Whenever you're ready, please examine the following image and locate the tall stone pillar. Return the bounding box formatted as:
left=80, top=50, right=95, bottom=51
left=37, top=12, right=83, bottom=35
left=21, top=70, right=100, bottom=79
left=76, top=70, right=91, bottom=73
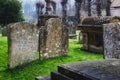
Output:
left=61, top=0, right=68, bottom=25
left=51, top=1, right=56, bottom=14
left=75, top=0, right=83, bottom=24
left=45, top=0, right=53, bottom=15
left=96, top=0, right=102, bottom=16
left=36, top=2, right=44, bottom=26
left=88, top=0, right=91, bottom=16
left=106, top=0, right=111, bottom=16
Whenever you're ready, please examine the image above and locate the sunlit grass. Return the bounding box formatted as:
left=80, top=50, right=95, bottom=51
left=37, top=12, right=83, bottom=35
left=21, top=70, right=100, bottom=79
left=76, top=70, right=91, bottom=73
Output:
left=0, top=32, right=103, bottom=80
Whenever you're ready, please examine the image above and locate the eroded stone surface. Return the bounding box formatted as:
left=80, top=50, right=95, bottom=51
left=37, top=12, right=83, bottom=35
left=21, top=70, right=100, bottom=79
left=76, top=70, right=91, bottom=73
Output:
left=58, top=59, right=120, bottom=80
left=8, top=22, right=39, bottom=69
left=39, top=18, right=68, bottom=60
left=103, top=22, right=120, bottom=59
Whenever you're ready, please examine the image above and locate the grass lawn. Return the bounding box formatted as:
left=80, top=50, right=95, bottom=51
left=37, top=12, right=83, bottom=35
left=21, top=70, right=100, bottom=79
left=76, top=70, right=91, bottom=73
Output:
left=0, top=32, right=103, bottom=80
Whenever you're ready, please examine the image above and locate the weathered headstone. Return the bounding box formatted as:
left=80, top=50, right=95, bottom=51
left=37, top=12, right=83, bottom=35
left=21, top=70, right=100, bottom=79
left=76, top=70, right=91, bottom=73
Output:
left=39, top=18, right=68, bottom=60
left=8, top=22, right=39, bottom=69
left=103, top=22, right=120, bottom=59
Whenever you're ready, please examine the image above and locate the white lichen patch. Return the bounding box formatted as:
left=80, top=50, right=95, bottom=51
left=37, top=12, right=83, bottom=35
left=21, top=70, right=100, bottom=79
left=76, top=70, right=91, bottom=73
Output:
left=22, top=29, right=25, bottom=33
left=44, top=53, right=48, bottom=57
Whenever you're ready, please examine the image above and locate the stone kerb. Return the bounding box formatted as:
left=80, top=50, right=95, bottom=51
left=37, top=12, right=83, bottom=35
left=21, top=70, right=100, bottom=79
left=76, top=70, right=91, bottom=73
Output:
left=39, top=18, right=68, bottom=60
left=103, top=22, right=120, bottom=59
left=8, top=22, right=39, bottom=69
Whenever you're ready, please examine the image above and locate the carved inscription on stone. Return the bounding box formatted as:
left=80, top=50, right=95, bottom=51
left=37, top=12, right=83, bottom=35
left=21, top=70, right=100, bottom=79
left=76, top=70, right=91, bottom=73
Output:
left=39, top=18, right=68, bottom=60
left=8, top=22, right=39, bottom=69
left=103, top=22, right=120, bottom=59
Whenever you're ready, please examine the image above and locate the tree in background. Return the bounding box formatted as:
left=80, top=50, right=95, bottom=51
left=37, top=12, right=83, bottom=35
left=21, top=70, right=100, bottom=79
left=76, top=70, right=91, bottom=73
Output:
left=0, top=0, right=24, bottom=26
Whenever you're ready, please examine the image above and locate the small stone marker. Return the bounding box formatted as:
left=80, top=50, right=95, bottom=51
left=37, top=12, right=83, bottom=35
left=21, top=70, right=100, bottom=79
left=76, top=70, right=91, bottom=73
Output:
left=103, top=22, right=120, bottom=59
left=8, top=22, right=39, bottom=69
left=39, top=18, right=68, bottom=60
left=2, top=27, right=7, bottom=36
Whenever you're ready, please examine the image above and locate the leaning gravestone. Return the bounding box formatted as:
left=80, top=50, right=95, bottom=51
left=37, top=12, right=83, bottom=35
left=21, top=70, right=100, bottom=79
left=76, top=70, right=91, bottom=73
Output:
left=8, top=22, right=39, bottom=69
left=103, top=22, right=120, bottom=59
left=39, top=18, right=68, bottom=60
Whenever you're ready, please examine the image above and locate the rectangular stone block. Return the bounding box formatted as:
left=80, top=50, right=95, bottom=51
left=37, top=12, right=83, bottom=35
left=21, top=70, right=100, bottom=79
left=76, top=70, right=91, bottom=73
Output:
left=57, top=60, right=120, bottom=80
left=8, top=22, right=39, bottom=69
left=103, top=22, right=120, bottom=59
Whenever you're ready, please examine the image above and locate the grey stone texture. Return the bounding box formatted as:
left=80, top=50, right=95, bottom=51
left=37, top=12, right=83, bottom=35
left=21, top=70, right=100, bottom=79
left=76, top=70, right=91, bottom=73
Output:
left=51, top=59, right=120, bottom=80
left=8, top=22, right=39, bottom=69
left=35, top=76, right=50, bottom=80
left=103, top=22, right=120, bottom=59
left=39, top=18, right=68, bottom=60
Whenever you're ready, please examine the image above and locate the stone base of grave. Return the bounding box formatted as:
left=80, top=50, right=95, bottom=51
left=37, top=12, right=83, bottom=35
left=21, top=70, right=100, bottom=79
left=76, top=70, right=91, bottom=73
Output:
left=36, top=59, right=120, bottom=80
left=35, top=76, right=50, bottom=80
left=69, top=34, right=77, bottom=39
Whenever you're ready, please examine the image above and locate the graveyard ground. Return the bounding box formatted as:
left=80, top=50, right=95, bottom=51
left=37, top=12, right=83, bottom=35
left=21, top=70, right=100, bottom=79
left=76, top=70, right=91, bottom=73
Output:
left=0, top=31, right=103, bottom=80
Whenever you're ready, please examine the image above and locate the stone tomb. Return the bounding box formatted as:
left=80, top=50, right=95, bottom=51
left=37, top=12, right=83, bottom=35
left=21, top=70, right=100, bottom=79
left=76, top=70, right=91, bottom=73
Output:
left=39, top=18, right=68, bottom=60
left=36, top=59, right=120, bottom=80
left=51, top=59, right=120, bottom=80
left=78, top=16, right=120, bottom=53
left=103, top=22, right=120, bottom=59
left=8, top=22, right=39, bottom=69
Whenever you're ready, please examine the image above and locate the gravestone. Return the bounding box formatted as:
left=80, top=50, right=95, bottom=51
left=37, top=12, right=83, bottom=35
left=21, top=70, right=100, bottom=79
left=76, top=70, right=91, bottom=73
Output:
left=103, top=22, right=120, bottom=59
left=68, top=21, right=76, bottom=39
left=2, top=27, right=7, bottom=36
left=8, top=22, right=39, bottom=69
left=39, top=18, right=68, bottom=60
left=78, top=32, right=83, bottom=44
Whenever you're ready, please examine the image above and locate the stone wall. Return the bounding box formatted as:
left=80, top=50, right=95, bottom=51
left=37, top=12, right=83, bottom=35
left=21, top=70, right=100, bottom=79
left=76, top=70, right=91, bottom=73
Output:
left=103, top=22, right=120, bottom=59
left=8, top=22, right=39, bottom=69
left=39, top=18, right=68, bottom=60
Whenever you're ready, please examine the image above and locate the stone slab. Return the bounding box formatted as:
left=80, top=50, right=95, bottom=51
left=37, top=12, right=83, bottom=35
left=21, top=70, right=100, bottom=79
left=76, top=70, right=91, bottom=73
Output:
left=58, top=59, right=120, bottom=80
left=35, top=76, right=50, bottom=80
left=8, top=22, right=39, bottom=69
left=51, top=71, right=73, bottom=80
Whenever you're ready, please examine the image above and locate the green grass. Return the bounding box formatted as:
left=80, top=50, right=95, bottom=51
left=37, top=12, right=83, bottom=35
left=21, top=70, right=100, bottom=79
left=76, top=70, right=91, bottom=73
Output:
left=0, top=32, right=103, bottom=80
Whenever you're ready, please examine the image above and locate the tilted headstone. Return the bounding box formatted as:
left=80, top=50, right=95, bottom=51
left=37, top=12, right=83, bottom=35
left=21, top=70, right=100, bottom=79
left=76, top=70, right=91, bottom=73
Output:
left=103, top=22, right=120, bottom=59
left=8, top=22, right=39, bottom=69
left=39, top=18, right=68, bottom=60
